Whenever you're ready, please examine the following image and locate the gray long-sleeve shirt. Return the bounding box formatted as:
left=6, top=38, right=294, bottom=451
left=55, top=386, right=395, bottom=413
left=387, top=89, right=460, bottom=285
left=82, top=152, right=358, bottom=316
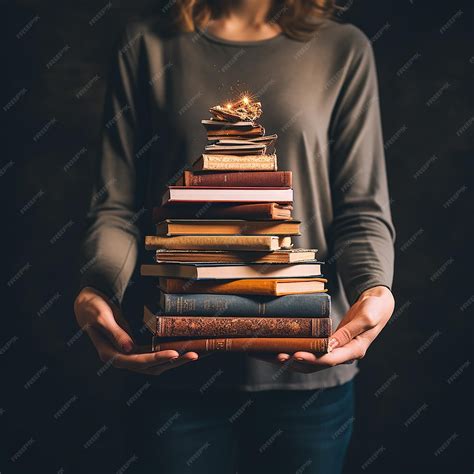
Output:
left=80, top=18, right=395, bottom=391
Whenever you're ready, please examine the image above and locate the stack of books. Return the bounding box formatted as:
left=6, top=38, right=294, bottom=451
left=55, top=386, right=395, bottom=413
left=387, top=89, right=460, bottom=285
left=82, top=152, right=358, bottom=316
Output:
left=141, top=96, right=332, bottom=354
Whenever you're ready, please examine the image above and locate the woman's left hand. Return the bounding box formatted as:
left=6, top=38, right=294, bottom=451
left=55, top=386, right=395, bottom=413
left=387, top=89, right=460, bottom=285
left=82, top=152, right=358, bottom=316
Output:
left=256, top=286, right=395, bottom=373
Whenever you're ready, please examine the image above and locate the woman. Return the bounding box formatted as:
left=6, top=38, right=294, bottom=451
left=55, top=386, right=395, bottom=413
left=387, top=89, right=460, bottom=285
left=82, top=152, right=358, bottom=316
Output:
left=74, top=1, right=395, bottom=472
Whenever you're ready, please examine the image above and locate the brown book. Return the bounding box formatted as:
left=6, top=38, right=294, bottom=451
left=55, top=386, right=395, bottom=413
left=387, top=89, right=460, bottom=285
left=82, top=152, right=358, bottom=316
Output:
left=201, top=119, right=259, bottom=130
left=209, top=106, right=259, bottom=122
left=145, top=235, right=292, bottom=251
left=204, top=144, right=266, bottom=155
left=159, top=277, right=327, bottom=296
left=193, top=154, right=277, bottom=171
left=152, top=337, right=330, bottom=354
left=140, top=262, right=321, bottom=279
left=143, top=313, right=332, bottom=339
left=176, top=171, right=292, bottom=187
left=207, top=130, right=264, bottom=139
left=155, top=219, right=300, bottom=236
left=154, top=249, right=317, bottom=264
left=152, top=203, right=293, bottom=221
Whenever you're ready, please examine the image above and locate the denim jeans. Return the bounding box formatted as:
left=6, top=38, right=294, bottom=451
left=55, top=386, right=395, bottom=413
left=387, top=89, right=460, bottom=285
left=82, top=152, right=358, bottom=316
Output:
left=131, top=380, right=354, bottom=474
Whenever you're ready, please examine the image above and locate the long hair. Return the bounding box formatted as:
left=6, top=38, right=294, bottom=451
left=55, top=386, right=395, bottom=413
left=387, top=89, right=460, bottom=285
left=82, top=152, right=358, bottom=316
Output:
left=158, top=0, right=338, bottom=41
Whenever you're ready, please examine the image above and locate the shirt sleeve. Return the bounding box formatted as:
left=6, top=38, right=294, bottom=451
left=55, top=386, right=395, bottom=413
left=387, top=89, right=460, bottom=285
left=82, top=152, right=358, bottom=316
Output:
left=79, top=27, right=144, bottom=304
left=328, top=35, right=395, bottom=305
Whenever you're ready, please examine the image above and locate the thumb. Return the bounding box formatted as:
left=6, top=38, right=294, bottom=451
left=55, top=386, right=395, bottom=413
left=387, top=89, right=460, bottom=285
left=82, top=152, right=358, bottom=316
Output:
left=330, top=315, right=369, bottom=350
left=96, top=311, right=135, bottom=354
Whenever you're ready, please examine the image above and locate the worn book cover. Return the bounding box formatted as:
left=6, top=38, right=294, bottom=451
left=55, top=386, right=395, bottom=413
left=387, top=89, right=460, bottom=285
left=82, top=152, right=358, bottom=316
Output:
left=158, top=277, right=327, bottom=296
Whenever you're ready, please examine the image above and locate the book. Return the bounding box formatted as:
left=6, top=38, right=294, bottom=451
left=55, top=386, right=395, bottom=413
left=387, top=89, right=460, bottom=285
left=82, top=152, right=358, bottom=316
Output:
left=141, top=262, right=322, bottom=279
left=154, top=249, right=317, bottom=263
left=152, top=203, right=293, bottom=221
left=145, top=235, right=292, bottom=251
left=210, top=134, right=277, bottom=146
left=201, top=119, right=256, bottom=129
left=204, top=144, right=266, bottom=155
left=207, top=128, right=264, bottom=139
left=245, top=134, right=278, bottom=145
left=192, top=154, right=277, bottom=171
left=209, top=103, right=262, bottom=122
left=158, top=277, right=327, bottom=296
left=162, top=187, right=292, bottom=205
left=158, top=293, right=331, bottom=317
left=152, top=337, right=330, bottom=354
left=155, top=219, right=301, bottom=236
left=175, top=171, right=292, bottom=187
left=143, top=312, right=332, bottom=339
left=202, top=119, right=264, bottom=136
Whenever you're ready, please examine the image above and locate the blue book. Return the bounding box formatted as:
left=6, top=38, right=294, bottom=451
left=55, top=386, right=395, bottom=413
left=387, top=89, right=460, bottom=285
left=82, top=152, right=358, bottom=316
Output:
left=159, top=293, right=330, bottom=318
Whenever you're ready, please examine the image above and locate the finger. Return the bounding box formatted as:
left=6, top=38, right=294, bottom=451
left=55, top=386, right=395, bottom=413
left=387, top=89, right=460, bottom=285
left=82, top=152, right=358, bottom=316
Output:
left=95, top=314, right=135, bottom=353
left=330, top=313, right=377, bottom=349
left=86, top=327, right=181, bottom=369
left=138, top=353, right=199, bottom=375
left=293, top=337, right=370, bottom=366
left=147, top=351, right=198, bottom=369
left=113, top=350, right=183, bottom=370
left=250, top=353, right=290, bottom=365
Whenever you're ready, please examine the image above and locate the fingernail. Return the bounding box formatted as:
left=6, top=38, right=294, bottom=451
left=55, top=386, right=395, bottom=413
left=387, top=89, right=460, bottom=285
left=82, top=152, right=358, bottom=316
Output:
left=279, top=355, right=290, bottom=362
left=122, top=342, right=133, bottom=353
left=295, top=357, right=305, bottom=361
left=329, top=338, right=339, bottom=351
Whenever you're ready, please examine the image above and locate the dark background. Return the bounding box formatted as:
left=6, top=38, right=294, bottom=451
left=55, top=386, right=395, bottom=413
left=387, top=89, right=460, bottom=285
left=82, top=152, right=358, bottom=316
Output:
left=2, top=1, right=472, bottom=473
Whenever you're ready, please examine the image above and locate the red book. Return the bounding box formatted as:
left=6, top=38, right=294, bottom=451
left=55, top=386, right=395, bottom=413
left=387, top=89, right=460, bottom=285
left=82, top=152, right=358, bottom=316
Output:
left=176, top=170, right=292, bottom=187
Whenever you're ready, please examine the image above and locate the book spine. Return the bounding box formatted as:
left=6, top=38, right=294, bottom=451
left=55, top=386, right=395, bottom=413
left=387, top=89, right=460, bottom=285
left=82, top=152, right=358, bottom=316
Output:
left=155, top=317, right=332, bottom=338
left=152, top=204, right=292, bottom=221
left=160, top=278, right=277, bottom=295
left=185, top=171, right=291, bottom=187
left=145, top=235, right=278, bottom=251
left=161, top=294, right=330, bottom=317
left=201, top=155, right=277, bottom=171
left=153, top=337, right=330, bottom=354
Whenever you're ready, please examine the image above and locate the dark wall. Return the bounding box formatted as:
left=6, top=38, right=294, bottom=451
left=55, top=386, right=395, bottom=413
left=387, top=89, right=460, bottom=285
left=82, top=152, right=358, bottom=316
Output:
left=3, top=1, right=472, bottom=473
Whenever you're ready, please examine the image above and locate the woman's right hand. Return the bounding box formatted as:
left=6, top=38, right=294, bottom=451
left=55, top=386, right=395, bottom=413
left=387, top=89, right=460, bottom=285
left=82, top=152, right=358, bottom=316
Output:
left=74, top=287, right=199, bottom=375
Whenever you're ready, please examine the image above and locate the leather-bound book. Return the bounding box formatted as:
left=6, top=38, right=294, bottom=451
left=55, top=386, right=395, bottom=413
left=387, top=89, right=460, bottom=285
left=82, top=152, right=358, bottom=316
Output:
left=152, top=337, right=330, bottom=354
left=145, top=235, right=292, bottom=251
left=158, top=293, right=331, bottom=317
left=152, top=203, right=293, bottom=221
left=175, top=170, right=292, bottom=187
left=155, top=219, right=300, bottom=236
left=143, top=314, right=332, bottom=339
left=158, top=277, right=327, bottom=296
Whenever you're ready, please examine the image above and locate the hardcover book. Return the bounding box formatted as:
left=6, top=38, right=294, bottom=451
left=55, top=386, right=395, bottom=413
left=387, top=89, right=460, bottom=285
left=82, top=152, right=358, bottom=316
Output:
left=145, top=235, right=292, bottom=251
left=143, top=310, right=332, bottom=338
left=204, top=144, right=266, bottom=155
left=175, top=170, right=292, bottom=187
left=154, top=248, right=317, bottom=263
left=141, top=261, right=322, bottom=279
left=155, top=219, right=301, bottom=236
left=158, top=292, right=331, bottom=317
left=162, top=186, right=292, bottom=205
left=152, top=203, right=293, bottom=221
left=152, top=337, right=330, bottom=354
left=192, top=154, right=277, bottom=171
left=158, top=277, right=327, bottom=296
